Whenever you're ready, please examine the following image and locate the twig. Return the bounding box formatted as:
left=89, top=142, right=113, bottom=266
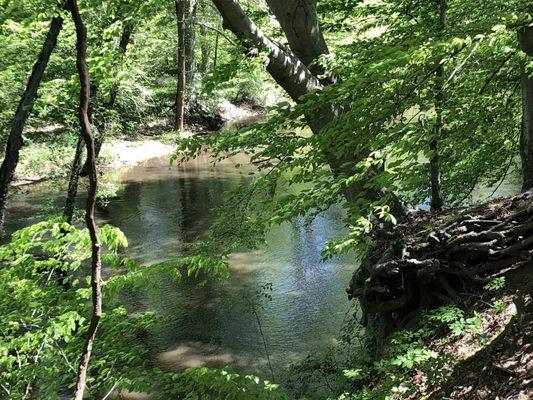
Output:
left=52, top=342, right=78, bottom=374
left=442, top=43, right=480, bottom=89
left=101, top=380, right=120, bottom=400
left=0, top=384, right=10, bottom=396
left=195, top=20, right=237, bottom=46
left=252, top=306, right=275, bottom=382
left=479, top=54, right=513, bottom=94
left=488, top=154, right=515, bottom=199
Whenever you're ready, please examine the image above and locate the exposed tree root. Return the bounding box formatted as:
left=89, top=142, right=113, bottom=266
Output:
left=347, top=190, right=533, bottom=352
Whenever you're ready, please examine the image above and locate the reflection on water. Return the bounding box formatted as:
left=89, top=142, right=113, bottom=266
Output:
left=7, top=154, right=357, bottom=377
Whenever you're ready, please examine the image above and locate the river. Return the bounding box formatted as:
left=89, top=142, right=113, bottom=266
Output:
left=6, top=153, right=358, bottom=378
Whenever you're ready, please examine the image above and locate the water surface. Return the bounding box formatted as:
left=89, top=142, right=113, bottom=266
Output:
left=8, top=152, right=520, bottom=377
left=8, top=154, right=357, bottom=377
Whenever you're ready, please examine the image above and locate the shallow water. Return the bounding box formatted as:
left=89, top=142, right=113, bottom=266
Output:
left=7, top=154, right=357, bottom=377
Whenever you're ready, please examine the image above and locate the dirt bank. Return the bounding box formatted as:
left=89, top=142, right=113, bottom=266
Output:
left=13, top=138, right=175, bottom=186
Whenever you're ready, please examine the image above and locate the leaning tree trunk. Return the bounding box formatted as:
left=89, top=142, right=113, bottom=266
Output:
left=265, top=0, right=331, bottom=81
left=519, top=26, right=533, bottom=191
left=175, top=0, right=186, bottom=132
left=0, top=16, right=63, bottom=233
left=211, top=0, right=409, bottom=218
left=430, top=0, right=446, bottom=212
left=67, top=1, right=103, bottom=399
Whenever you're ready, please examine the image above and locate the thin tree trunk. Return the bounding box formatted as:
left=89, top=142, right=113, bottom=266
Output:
left=519, top=26, right=533, bottom=191
left=175, top=0, right=186, bottom=132
left=185, top=0, right=197, bottom=85
left=64, top=87, right=95, bottom=222
left=0, top=16, right=63, bottom=233
left=430, top=0, right=446, bottom=211
left=68, top=1, right=102, bottom=399
left=213, top=30, right=219, bottom=68
left=79, top=23, right=133, bottom=177
left=199, top=22, right=210, bottom=73
left=185, top=0, right=198, bottom=109
left=64, top=136, right=84, bottom=224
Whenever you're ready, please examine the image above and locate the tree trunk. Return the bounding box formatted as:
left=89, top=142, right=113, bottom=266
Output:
left=107, top=24, right=133, bottom=108
left=67, top=1, right=103, bottom=399
left=430, top=0, right=446, bottom=211
left=213, top=30, right=219, bottom=68
left=212, top=0, right=322, bottom=105
left=175, top=0, right=186, bottom=132
left=185, top=0, right=197, bottom=85
left=0, top=16, right=63, bottom=233
left=265, top=0, right=330, bottom=80
left=79, top=23, right=133, bottom=177
left=518, top=26, right=533, bottom=191
left=199, top=22, right=210, bottom=73
left=211, top=0, right=409, bottom=218
left=64, top=136, right=84, bottom=224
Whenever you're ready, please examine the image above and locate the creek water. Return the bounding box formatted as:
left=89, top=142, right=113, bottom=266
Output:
left=6, top=153, right=358, bottom=377
left=6, top=144, right=521, bottom=378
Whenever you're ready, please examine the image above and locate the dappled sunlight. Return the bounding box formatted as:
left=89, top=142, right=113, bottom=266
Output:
left=157, top=341, right=234, bottom=370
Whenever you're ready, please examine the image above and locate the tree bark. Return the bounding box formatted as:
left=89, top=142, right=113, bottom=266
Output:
left=0, top=16, right=63, bottom=233
left=430, top=0, right=446, bottom=211
left=175, top=0, right=186, bottom=132
left=518, top=26, right=533, bottom=191
left=67, top=1, right=103, bottom=399
left=212, top=0, right=322, bottom=103
left=265, top=0, right=330, bottom=80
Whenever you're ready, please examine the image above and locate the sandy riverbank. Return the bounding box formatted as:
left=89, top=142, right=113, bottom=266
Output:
left=12, top=100, right=266, bottom=186
left=13, top=138, right=175, bottom=186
